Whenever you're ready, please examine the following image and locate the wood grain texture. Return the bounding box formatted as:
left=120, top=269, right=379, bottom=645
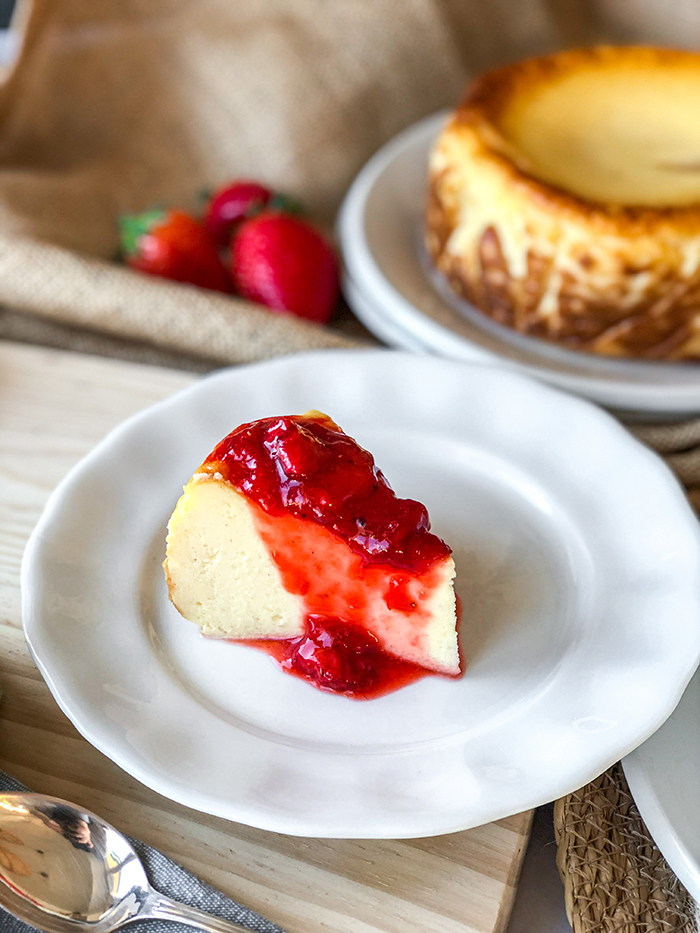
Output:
left=0, top=340, right=532, bottom=933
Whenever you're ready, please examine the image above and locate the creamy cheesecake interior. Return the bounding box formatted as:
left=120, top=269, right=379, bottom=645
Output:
left=165, top=475, right=305, bottom=640
left=166, top=472, right=459, bottom=674
left=498, top=60, right=700, bottom=207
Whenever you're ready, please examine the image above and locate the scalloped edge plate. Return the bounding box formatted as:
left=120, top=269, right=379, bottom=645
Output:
left=22, top=350, right=700, bottom=837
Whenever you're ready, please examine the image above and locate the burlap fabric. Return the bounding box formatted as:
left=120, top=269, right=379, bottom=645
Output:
left=4, top=0, right=700, bottom=363
left=0, top=0, right=469, bottom=363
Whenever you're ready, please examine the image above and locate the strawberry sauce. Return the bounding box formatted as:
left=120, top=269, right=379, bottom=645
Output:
left=203, top=414, right=456, bottom=698
left=243, top=620, right=429, bottom=699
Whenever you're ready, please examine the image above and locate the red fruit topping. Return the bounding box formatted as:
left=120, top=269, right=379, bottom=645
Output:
left=230, top=212, right=339, bottom=324
left=282, top=617, right=384, bottom=694
left=204, top=413, right=450, bottom=574
left=244, top=617, right=433, bottom=699
left=205, top=181, right=272, bottom=248
left=210, top=412, right=460, bottom=698
left=119, top=209, right=231, bottom=293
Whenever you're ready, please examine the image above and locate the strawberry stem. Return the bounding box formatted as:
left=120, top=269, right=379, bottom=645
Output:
left=118, top=209, right=166, bottom=257
left=268, top=193, right=304, bottom=215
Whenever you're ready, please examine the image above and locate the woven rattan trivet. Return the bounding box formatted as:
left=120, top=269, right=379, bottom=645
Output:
left=554, top=765, right=698, bottom=933
left=554, top=417, right=700, bottom=933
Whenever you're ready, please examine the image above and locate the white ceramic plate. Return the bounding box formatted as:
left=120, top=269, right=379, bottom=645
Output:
left=22, top=350, right=700, bottom=838
left=337, top=113, right=700, bottom=417
left=623, top=670, right=700, bottom=900
left=343, top=274, right=430, bottom=354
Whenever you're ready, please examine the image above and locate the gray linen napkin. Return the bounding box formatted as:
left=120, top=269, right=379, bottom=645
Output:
left=0, top=771, right=285, bottom=933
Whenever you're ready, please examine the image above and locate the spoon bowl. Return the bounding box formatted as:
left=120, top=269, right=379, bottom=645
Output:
left=0, top=792, right=267, bottom=933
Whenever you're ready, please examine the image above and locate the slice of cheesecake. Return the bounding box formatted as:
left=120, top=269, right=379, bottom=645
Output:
left=164, top=411, right=460, bottom=697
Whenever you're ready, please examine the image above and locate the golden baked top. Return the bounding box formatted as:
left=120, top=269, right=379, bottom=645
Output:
left=427, top=47, right=700, bottom=360
left=458, top=46, right=700, bottom=215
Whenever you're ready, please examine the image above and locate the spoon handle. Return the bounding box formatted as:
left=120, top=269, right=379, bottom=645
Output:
left=146, top=892, right=279, bottom=933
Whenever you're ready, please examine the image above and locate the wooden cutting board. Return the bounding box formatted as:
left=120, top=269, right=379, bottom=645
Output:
left=0, top=340, right=532, bottom=933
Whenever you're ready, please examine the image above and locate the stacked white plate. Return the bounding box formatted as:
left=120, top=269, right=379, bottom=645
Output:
left=338, top=112, right=700, bottom=419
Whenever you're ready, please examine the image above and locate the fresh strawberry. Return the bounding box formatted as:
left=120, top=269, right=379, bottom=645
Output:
left=205, top=181, right=272, bottom=248
left=230, top=212, right=339, bottom=324
left=119, top=209, right=231, bottom=293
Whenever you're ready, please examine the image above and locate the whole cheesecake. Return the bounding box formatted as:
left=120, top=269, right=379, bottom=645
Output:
left=427, top=46, right=700, bottom=360
left=164, top=412, right=459, bottom=698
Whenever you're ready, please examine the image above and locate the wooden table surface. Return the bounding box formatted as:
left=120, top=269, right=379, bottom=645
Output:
left=0, top=340, right=532, bottom=933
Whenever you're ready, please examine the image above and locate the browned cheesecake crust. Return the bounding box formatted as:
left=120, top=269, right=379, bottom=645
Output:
left=426, top=46, right=700, bottom=360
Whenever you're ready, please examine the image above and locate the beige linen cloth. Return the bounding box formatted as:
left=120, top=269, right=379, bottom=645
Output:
left=4, top=0, right=700, bottom=368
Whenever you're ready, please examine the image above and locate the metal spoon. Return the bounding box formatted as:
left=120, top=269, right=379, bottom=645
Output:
left=0, top=792, right=274, bottom=933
